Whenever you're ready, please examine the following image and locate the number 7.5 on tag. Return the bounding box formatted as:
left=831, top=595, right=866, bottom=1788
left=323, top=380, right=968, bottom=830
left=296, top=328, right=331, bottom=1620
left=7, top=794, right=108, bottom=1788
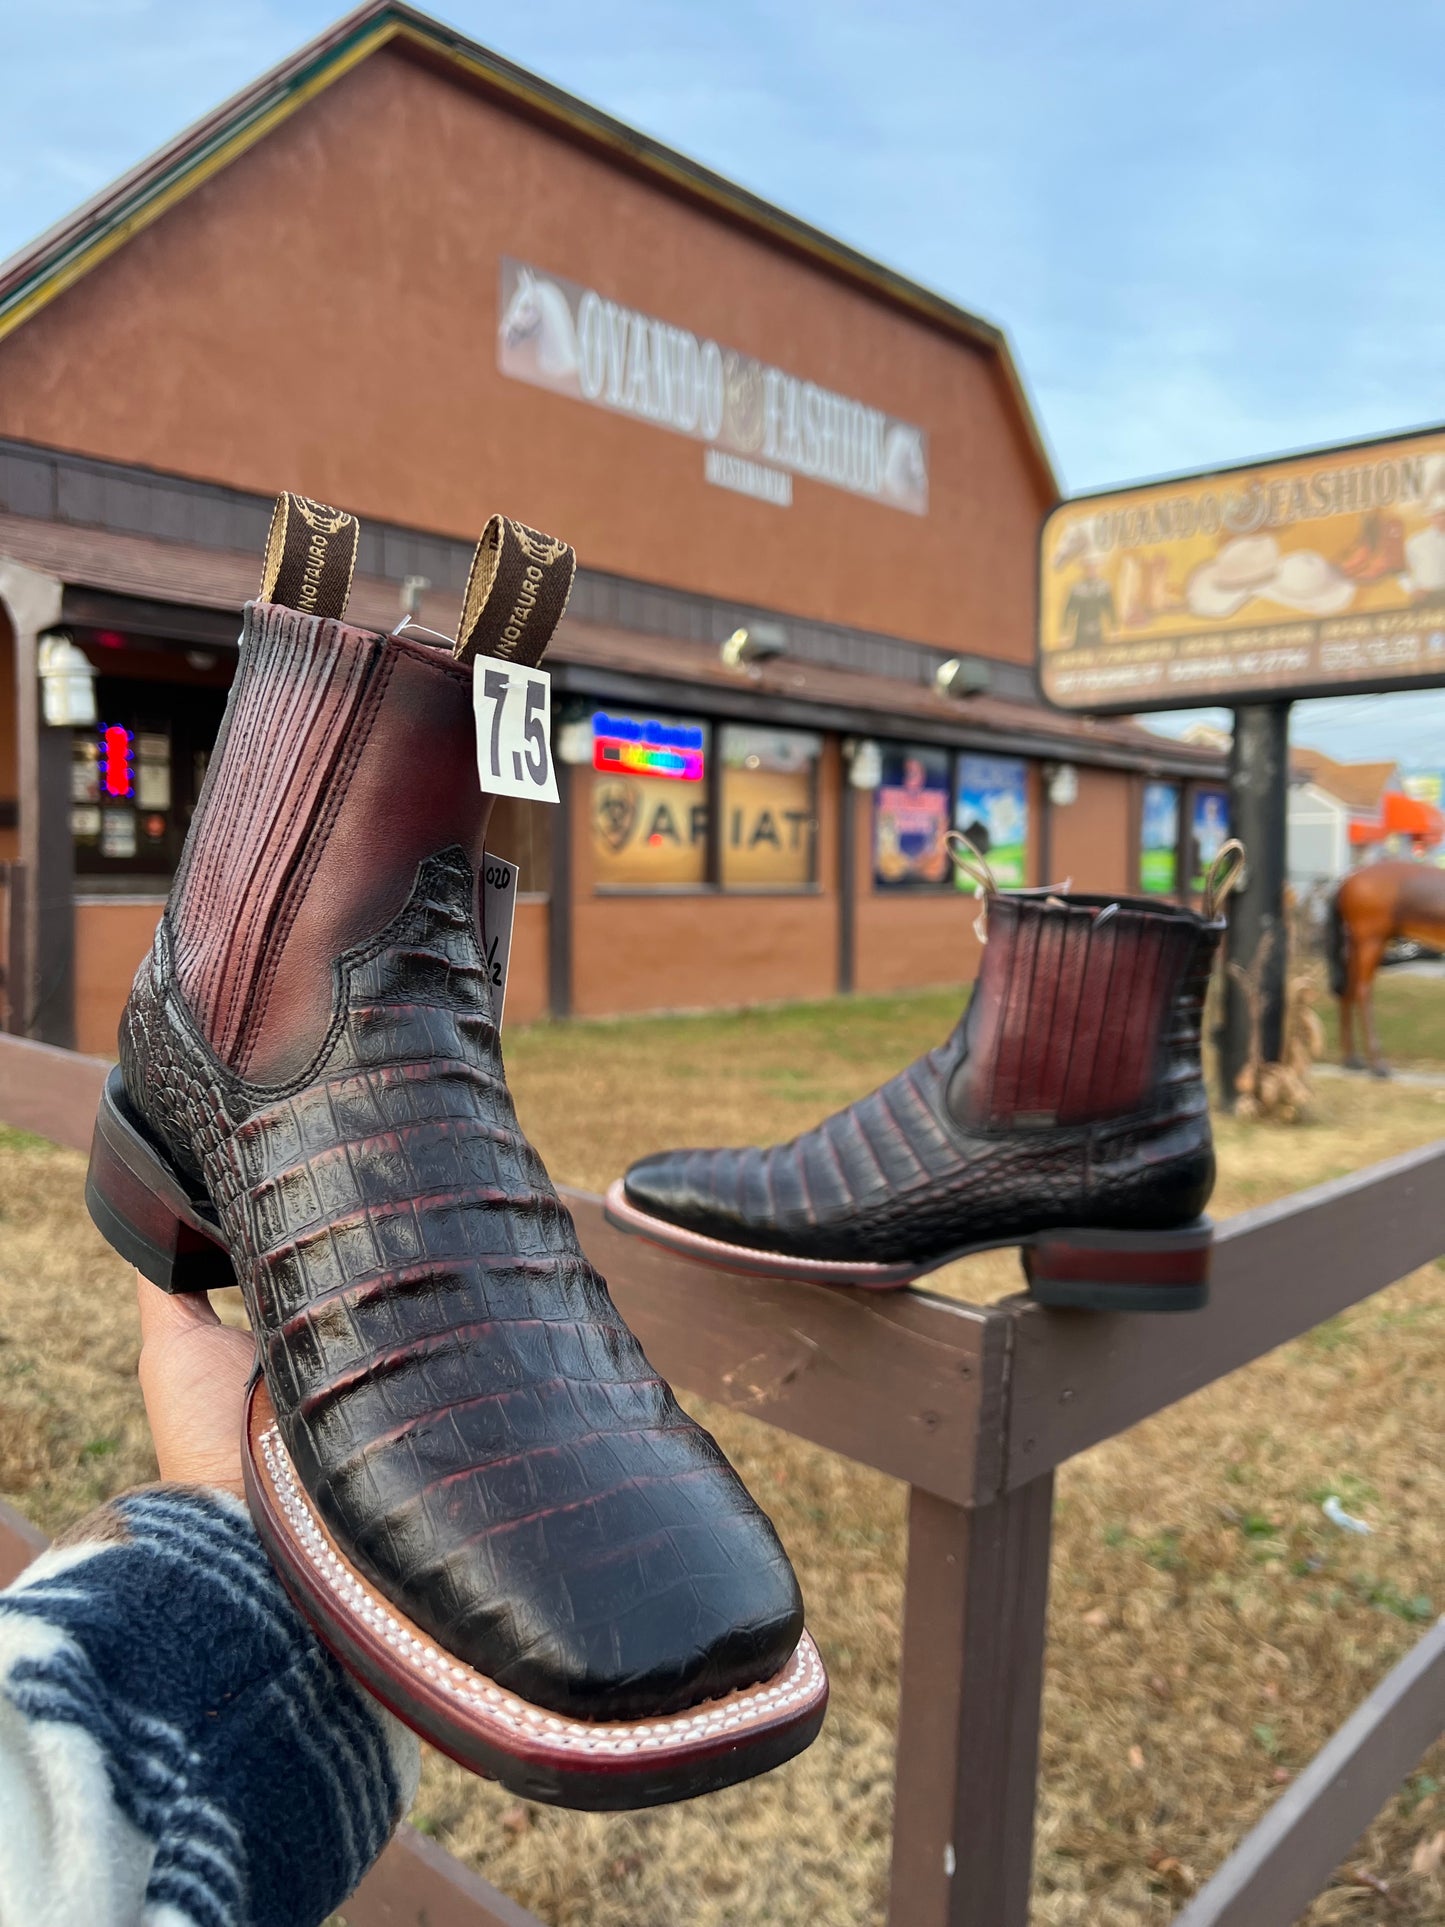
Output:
left=472, top=662, right=560, bottom=805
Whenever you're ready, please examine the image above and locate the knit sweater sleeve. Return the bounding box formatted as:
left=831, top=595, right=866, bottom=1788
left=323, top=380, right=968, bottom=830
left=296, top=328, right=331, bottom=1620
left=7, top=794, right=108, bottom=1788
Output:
left=0, top=1484, right=420, bottom=1927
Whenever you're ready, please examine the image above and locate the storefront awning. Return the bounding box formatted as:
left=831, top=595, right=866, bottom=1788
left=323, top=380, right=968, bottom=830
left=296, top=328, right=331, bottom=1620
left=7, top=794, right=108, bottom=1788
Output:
left=0, top=508, right=1226, bottom=781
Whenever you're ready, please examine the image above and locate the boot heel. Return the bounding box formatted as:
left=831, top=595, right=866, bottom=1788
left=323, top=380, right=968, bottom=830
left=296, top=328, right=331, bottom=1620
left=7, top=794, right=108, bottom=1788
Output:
left=86, top=1067, right=235, bottom=1294
left=1023, top=1219, right=1212, bottom=1312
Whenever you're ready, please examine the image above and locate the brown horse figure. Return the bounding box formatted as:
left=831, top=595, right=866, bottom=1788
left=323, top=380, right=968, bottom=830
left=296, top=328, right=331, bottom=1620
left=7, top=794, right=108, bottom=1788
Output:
left=1328, top=858, right=1445, bottom=1074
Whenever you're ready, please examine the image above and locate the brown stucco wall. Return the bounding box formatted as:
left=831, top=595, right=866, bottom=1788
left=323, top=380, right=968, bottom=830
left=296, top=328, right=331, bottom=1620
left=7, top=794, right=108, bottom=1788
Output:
left=503, top=897, right=548, bottom=1028
left=0, top=46, right=1048, bottom=663
left=74, top=899, right=162, bottom=1056
left=568, top=742, right=841, bottom=1016
left=1050, top=767, right=1136, bottom=896
left=72, top=893, right=549, bottom=1056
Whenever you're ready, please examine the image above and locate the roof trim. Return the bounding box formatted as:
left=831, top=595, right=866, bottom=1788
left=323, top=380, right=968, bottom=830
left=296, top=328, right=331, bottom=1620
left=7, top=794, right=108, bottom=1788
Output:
left=0, top=3, right=1058, bottom=498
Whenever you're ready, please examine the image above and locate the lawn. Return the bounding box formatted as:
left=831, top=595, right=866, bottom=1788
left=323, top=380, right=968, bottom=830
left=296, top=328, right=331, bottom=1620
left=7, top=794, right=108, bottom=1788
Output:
left=2, top=978, right=1444, bottom=1925
left=1318, top=965, right=1445, bottom=1071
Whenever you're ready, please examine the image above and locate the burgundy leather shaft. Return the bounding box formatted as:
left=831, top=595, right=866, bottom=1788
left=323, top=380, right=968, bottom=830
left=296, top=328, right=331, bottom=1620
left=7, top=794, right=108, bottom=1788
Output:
left=948, top=895, right=1206, bottom=1129
left=170, top=603, right=487, bottom=1086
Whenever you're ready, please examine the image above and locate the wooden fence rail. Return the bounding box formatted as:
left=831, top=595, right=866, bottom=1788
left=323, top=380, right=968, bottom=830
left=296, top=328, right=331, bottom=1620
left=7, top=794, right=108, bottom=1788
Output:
left=2, top=1029, right=1443, bottom=1926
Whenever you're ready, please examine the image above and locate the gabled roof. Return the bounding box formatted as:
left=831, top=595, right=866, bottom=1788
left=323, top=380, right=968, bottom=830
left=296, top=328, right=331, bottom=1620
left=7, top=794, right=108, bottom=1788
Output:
left=1291, top=745, right=1399, bottom=814
left=0, top=3, right=1058, bottom=499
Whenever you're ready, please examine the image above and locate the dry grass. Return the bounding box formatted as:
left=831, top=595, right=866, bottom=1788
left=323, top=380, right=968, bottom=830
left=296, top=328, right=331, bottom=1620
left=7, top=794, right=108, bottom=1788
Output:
left=2, top=982, right=1444, bottom=1925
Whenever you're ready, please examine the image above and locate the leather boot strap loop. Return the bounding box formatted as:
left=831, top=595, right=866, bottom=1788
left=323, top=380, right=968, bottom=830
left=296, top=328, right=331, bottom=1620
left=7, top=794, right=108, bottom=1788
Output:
left=1204, top=838, right=1247, bottom=922
left=259, top=493, right=360, bottom=620
left=454, top=516, right=576, bottom=668
left=945, top=830, right=997, bottom=943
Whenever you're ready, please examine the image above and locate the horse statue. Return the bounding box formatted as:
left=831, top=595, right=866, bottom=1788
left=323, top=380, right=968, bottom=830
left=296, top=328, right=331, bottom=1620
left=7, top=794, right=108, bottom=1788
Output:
left=1327, top=858, right=1445, bottom=1074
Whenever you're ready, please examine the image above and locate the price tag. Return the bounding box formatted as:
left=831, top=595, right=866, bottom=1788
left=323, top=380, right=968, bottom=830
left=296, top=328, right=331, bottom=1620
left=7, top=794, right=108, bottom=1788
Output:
left=481, top=851, right=519, bottom=1026
left=472, top=662, right=559, bottom=804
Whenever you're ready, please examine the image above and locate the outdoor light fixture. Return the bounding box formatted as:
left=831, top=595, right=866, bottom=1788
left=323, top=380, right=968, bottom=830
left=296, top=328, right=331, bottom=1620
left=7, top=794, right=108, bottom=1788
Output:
left=721, top=621, right=787, bottom=669
left=1046, top=762, right=1079, bottom=807
left=556, top=710, right=595, bottom=766
left=37, top=631, right=97, bottom=727
left=845, top=737, right=883, bottom=791
left=933, top=656, right=992, bottom=700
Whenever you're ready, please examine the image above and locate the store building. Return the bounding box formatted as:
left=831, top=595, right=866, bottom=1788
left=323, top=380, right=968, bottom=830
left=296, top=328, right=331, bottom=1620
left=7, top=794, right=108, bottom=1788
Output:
left=0, top=2, right=1223, bottom=1051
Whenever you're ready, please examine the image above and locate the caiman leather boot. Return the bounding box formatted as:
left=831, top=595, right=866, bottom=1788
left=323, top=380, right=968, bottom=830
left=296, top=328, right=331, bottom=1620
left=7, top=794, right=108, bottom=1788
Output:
left=608, top=853, right=1242, bottom=1310
left=85, top=496, right=824, bottom=1808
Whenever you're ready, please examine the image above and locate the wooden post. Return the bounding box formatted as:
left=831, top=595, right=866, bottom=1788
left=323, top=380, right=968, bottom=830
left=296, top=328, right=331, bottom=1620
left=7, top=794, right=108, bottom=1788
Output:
left=2, top=564, right=70, bottom=1047
left=547, top=754, right=573, bottom=1018
left=1219, top=702, right=1290, bottom=1102
left=837, top=755, right=856, bottom=993
left=888, top=1476, right=1056, bottom=1927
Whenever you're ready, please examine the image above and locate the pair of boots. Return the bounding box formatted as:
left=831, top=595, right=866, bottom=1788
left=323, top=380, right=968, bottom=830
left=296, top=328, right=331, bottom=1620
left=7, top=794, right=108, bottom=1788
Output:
left=86, top=495, right=1233, bottom=1812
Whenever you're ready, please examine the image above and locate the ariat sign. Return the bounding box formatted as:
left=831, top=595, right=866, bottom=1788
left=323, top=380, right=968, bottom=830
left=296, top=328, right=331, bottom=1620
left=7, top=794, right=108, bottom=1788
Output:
left=497, top=257, right=928, bottom=516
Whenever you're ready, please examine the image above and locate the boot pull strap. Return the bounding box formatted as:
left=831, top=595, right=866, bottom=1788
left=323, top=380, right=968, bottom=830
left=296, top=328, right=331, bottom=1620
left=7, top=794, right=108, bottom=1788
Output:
left=1204, top=838, right=1247, bottom=921
left=945, top=830, right=997, bottom=943
left=259, top=492, right=360, bottom=621
left=454, top=516, right=577, bottom=668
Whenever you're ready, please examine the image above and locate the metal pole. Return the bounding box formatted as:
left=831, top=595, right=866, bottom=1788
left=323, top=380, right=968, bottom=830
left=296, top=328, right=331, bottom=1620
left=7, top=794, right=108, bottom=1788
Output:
left=1219, top=702, right=1291, bottom=1106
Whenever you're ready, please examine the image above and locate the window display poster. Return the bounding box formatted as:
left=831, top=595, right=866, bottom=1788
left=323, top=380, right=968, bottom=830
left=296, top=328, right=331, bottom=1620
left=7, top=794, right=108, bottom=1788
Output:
left=1190, top=787, right=1229, bottom=893
left=1141, top=782, right=1180, bottom=895
left=954, top=755, right=1028, bottom=892
left=874, top=746, right=951, bottom=888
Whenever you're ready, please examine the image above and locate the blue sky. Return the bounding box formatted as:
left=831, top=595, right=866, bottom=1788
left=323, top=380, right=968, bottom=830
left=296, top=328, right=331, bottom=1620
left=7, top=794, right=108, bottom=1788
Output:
left=3, top=0, right=1443, bottom=761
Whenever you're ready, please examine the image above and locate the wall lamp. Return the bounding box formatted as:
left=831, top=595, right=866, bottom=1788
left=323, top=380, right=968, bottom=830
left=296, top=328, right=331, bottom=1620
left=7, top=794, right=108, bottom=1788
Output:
left=722, top=622, right=787, bottom=670
left=933, top=655, right=992, bottom=699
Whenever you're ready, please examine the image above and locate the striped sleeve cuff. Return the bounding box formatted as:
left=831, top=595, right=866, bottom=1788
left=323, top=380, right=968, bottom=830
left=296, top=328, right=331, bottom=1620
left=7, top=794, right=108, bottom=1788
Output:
left=0, top=1484, right=419, bottom=1927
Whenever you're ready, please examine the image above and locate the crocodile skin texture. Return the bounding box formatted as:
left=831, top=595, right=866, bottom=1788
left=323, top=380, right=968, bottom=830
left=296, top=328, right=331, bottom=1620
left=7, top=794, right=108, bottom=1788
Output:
left=623, top=894, right=1222, bottom=1266
left=120, top=849, right=803, bottom=1719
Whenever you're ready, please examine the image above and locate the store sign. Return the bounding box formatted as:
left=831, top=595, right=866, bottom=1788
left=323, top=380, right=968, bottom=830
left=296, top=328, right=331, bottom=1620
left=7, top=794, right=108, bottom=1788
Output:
left=954, top=755, right=1028, bottom=892
left=593, top=713, right=705, bottom=782
left=497, top=258, right=929, bottom=516
left=1040, top=427, right=1445, bottom=712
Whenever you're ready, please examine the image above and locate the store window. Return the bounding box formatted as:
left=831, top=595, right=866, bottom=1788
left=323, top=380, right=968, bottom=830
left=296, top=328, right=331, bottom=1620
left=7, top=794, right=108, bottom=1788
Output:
left=954, top=754, right=1029, bottom=892
left=1141, top=781, right=1181, bottom=896
left=72, top=679, right=227, bottom=882
left=1189, top=787, right=1229, bottom=894
left=591, top=709, right=710, bottom=888
left=720, top=726, right=820, bottom=889
left=873, top=744, right=951, bottom=889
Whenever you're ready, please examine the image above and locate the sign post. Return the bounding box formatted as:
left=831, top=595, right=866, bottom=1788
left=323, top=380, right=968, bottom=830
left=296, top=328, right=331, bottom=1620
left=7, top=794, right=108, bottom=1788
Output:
left=1220, top=704, right=1291, bottom=1103
left=1037, top=422, right=1445, bottom=1112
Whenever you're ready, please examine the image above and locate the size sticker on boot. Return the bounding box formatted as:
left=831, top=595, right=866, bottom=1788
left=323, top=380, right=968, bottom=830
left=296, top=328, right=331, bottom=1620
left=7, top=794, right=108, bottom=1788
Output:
left=472, top=663, right=559, bottom=805
left=481, top=852, right=519, bottom=1027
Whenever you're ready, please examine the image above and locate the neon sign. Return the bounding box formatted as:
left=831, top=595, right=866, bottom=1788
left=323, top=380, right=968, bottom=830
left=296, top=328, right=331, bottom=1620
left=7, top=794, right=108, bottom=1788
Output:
left=99, top=723, right=134, bottom=799
left=592, top=711, right=705, bottom=782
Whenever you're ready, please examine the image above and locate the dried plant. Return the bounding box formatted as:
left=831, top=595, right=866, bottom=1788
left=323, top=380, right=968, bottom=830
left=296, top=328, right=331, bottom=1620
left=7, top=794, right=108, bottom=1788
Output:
left=1229, top=890, right=1325, bottom=1123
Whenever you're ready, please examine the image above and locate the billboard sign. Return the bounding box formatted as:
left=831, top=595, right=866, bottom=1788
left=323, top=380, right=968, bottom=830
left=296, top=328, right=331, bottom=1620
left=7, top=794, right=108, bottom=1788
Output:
left=497, top=257, right=929, bottom=516
left=1039, top=426, right=1445, bottom=711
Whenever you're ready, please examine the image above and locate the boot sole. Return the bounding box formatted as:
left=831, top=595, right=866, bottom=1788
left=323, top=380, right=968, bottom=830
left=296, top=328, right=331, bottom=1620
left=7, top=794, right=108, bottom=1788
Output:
left=603, top=1180, right=1212, bottom=1313
left=86, top=1068, right=830, bottom=1806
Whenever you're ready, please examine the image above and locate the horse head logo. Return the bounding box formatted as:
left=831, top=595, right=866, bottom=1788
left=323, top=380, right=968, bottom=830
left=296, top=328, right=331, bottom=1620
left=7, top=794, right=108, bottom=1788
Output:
left=593, top=780, right=638, bottom=855
left=499, top=265, right=579, bottom=387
